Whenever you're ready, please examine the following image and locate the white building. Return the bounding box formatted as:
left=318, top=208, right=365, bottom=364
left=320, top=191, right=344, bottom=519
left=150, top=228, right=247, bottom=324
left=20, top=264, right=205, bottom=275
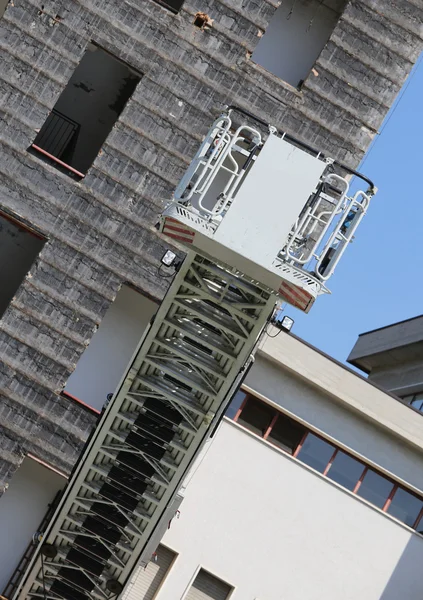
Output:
left=123, top=322, right=423, bottom=600
left=2, top=291, right=423, bottom=599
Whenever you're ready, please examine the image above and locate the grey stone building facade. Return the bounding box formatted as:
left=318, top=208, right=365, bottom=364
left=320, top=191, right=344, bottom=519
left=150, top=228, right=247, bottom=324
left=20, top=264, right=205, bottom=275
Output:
left=0, top=0, right=422, bottom=495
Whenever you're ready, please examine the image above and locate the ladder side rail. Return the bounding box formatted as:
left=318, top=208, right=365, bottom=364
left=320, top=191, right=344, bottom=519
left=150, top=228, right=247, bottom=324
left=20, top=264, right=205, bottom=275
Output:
left=212, top=133, right=261, bottom=218
left=185, top=131, right=232, bottom=209
left=195, top=125, right=262, bottom=217
left=283, top=174, right=349, bottom=265
left=192, top=132, right=232, bottom=196
left=174, top=117, right=232, bottom=203
left=314, top=190, right=371, bottom=281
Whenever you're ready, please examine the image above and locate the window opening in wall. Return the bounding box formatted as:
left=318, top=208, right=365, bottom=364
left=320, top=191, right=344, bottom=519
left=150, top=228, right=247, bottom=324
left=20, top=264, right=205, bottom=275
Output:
left=225, top=389, right=247, bottom=419
left=325, top=450, right=365, bottom=491
left=356, top=469, right=395, bottom=509
left=386, top=488, right=423, bottom=528
left=252, top=0, right=347, bottom=89
left=402, top=392, right=423, bottom=413
left=0, top=458, right=65, bottom=595
left=121, top=544, right=176, bottom=600
left=152, top=0, right=184, bottom=14
left=0, top=212, right=45, bottom=320
left=295, top=433, right=335, bottom=473
left=230, top=391, right=423, bottom=532
left=1, top=0, right=8, bottom=19
left=415, top=509, right=423, bottom=535
left=186, top=568, right=233, bottom=600
left=30, top=44, right=141, bottom=178
left=64, top=285, right=157, bottom=411
left=267, top=413, right=304, bottom=454
left=237, top=396, right=274, bottom=437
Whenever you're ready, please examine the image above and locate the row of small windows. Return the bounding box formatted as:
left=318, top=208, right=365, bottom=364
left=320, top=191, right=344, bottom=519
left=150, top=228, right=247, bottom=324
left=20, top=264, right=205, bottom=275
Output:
left=402, top=392, right=423, bottom=414
left=227, top=391, right=423, bottom=533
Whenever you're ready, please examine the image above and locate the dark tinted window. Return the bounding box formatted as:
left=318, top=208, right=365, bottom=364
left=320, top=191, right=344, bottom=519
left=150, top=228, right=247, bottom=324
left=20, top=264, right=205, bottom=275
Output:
left=387, top=488, right=423, bottom=527
left=267, top=414, right=305, bottom=454
left=416, top=512, right=423, bottom=535
left=226, top=390, right=247, bottom=419
left=237, top=397, right=275, bottom=437
left=357, top=470, right=394, bottom=509
left=296, top=433, right=335, bottom=473
left=326, top=451, right=366, bottom=491
left=410, top=394, right=423, bottom=413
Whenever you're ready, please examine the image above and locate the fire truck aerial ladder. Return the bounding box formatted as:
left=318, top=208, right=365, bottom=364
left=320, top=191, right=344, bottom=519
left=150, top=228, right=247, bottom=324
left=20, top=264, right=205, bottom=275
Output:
left=12, top=107, right=375, bottom=600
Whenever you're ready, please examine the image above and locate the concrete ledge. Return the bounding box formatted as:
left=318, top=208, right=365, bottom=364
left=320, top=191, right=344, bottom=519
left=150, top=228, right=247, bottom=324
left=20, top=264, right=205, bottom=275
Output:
left=257, top=328, right=423, bottom=453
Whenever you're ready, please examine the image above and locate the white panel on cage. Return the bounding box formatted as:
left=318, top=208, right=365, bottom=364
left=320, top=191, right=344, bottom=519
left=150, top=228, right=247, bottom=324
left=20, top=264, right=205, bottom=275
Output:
left=213, top=133, right=326, bottom=268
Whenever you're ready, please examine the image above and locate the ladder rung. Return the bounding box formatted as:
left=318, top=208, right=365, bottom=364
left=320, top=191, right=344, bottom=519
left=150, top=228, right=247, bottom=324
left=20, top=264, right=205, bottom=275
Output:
left=174, top=297, right=247, bottom=340
left=153, top=337, right=226, bottom=378
left=136, top=375, right=207, bottom=417
left=163, top=315, right=237, bottom=359
left=144, top=356, right=217, bottom=396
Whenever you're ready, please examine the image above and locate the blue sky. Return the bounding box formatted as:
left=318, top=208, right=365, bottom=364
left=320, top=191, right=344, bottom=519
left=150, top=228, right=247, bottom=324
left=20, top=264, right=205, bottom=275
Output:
left=290, top=55, right=423, bottom=365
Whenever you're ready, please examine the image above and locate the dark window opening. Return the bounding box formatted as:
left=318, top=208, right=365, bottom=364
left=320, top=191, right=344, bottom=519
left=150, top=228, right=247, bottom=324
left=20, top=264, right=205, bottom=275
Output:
left=237, top=396, right=275, bottom=437
left=30, top=44, right=141, bottom=178
left=0, top=212, right=45, bottom=319
left=152, top=0, right=184, bottom=14
left=267, top=413, right=305, bottom=454
left=296, top=433, right=335, bottom=474
left=252, top=0, right=348, bottom=89
left=326, top=450, right=366, bottom=491
left=387, top=488, right=423, bottom=528
left=356, top=469, right=394, bottom=509
left=402, top=392, right=423, bottom=414
left=194, top=14, right=206, bottom=28
left=225, top=389, right=247, bottom=419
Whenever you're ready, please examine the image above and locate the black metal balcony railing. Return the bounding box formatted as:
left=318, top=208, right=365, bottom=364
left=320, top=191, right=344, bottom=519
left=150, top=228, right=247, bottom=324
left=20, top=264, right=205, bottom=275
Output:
left=31, top=109, right=84, bottom=177
left=33, top=109, right=80, bottom=159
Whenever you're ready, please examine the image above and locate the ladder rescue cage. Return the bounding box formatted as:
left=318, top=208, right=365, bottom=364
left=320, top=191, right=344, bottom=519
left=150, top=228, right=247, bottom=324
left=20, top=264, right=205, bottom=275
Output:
left=161, top=107, right=376, bottom=312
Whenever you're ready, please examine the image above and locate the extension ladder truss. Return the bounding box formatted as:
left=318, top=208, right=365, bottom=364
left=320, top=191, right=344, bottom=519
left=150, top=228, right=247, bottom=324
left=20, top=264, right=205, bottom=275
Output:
left=15, top=253, right=276, bottom=600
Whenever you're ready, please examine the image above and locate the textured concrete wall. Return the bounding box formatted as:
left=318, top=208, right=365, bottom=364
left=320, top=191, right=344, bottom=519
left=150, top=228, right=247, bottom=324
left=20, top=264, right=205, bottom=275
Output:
left=0, top=0, right=422, bottom=491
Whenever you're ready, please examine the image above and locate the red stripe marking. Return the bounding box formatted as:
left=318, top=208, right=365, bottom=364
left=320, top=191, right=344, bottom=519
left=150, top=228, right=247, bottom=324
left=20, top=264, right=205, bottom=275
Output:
left=279, top=287, right=308, bottom=310
left=26, top=453, right=68, bottom=479
left=163, top=226, right=194, bottom=238
left=163, top=223, right=195, bottom=236
left=32, top=145, right=86, bottom=178
left=61, top=391, right=101, bottom=414
left=279, top=288, right=304, bottom=307
left=164, top=232, right=194, bottom=244
left=280, top=283, right=309, bottom=303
